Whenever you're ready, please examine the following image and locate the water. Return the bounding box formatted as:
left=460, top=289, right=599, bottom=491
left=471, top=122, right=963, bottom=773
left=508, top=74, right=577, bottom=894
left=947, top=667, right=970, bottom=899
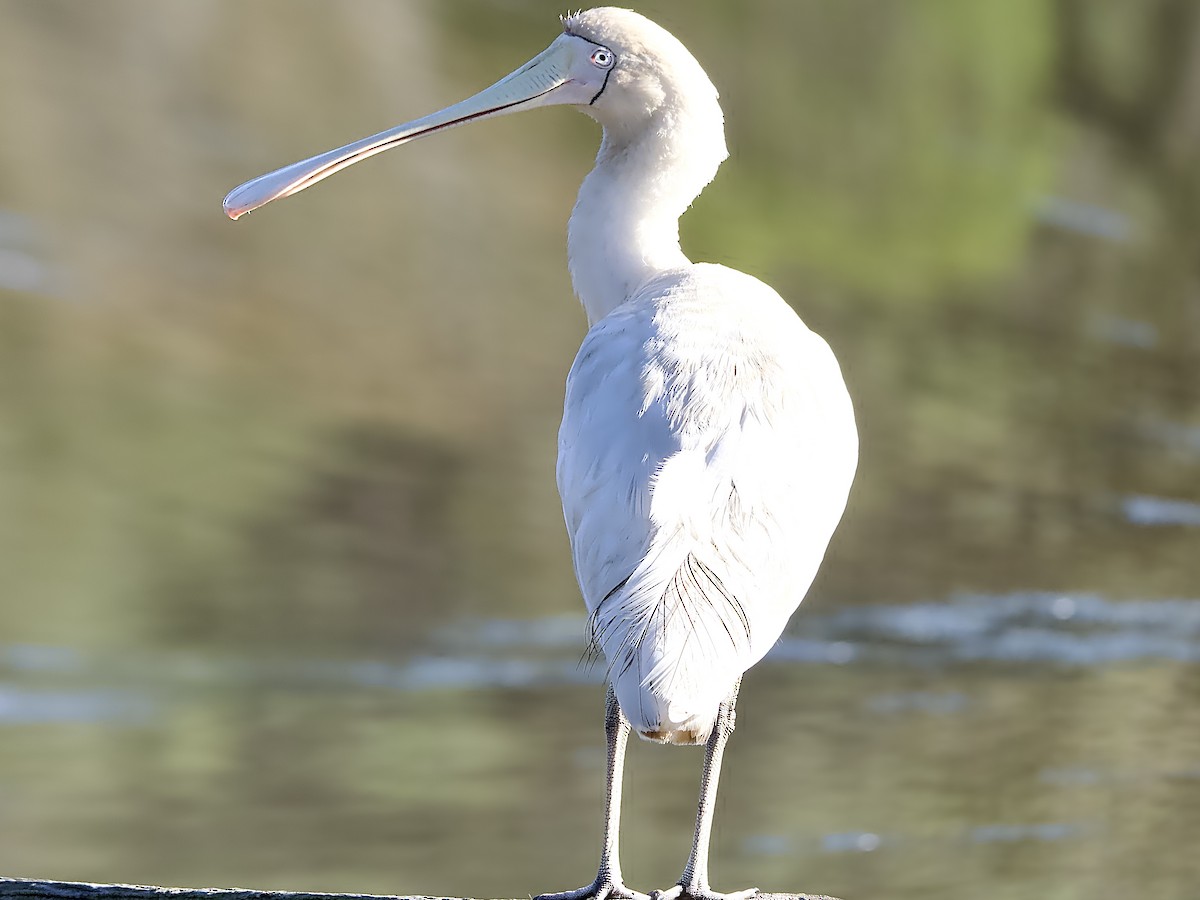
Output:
left=2, top=1, right=1200, bottom=898
left=3, top=596, right=1199, bottom=897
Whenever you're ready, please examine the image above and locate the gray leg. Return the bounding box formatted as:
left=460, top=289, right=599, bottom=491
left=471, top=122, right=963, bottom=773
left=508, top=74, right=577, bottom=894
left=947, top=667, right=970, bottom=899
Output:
left=536, top=686, right=648, bottom=900
left=652, top=680, right=757, bottom=900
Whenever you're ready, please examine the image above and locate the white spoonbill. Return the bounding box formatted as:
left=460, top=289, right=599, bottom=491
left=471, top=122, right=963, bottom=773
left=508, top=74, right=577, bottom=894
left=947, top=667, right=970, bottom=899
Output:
left=224, top=8, right=857, bottom=900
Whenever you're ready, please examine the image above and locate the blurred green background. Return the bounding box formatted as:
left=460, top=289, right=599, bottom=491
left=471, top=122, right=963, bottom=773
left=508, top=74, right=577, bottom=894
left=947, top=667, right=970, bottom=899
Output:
left=2, top=1, right=1199, bottom=898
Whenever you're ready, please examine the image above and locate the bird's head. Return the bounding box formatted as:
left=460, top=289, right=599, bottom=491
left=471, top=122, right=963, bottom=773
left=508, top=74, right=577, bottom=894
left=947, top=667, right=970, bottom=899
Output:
left=223, top=7, right=725, bottom=219
left=560, top=9, right=723, bottom=143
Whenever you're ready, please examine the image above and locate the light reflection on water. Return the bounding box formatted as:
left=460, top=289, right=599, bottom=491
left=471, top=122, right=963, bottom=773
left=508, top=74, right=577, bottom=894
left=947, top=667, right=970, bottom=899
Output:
left=1121, top=494, right=1200, bottom=528
left=3, top=593, right=1198, bottom=894
left=7, top=592, right=1199, bottom=715
left=0, top=210, right=56, bottom=295
left=0, top=685, right=155, bottom=725
left=1034, top=196, right=1132, bottom=244
left=3, top=604, right=1200, bottom=897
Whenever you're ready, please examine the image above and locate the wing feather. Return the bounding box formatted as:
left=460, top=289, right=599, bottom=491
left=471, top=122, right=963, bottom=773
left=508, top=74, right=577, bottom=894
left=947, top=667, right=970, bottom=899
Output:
left=557, top=264, right=857, bottom=737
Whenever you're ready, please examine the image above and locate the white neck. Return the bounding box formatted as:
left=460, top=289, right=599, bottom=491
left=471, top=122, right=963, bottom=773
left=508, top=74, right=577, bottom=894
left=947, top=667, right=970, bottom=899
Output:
left=567, top=102, right=727, bottom=325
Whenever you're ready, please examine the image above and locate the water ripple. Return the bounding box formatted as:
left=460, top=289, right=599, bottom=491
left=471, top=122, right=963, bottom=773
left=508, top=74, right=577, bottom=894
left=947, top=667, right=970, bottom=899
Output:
left=0, top=684, right=155, bottom=724
left=2, top=592, right=1197, bottom=701
left=1122, top=494, right=1200, bottom=527
left=781, top=591, right=1200, bottom=667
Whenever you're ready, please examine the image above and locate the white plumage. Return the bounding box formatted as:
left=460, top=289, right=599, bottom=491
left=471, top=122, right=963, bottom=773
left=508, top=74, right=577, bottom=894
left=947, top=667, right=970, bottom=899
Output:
left=555, top=10, right=856, bottom=749
left=224, top=8, right=856, bottom=900
left=560, top=264, right=856, bottom=742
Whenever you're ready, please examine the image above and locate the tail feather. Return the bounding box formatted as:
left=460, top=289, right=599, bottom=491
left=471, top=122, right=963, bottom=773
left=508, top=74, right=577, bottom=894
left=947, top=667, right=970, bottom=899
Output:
left=591, top=544, right=751, bottom=739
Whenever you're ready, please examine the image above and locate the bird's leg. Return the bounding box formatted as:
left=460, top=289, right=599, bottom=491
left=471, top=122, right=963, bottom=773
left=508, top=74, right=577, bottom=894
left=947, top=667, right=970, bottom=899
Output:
left=651, top=680, right=757, bottom=900
left=536, top=686, right=648, bottom=900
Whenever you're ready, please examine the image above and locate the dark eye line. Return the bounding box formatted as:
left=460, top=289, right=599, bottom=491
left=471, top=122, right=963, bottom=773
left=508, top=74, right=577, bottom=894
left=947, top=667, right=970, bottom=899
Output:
left=589, top=65, right=613, bottom=106
left=572, top=35, right=615, bottom=104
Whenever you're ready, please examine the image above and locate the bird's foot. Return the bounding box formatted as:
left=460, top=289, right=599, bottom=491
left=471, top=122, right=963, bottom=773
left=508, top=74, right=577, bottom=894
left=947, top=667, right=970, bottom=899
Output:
left=650, top=883, right=757, bottom=900
left=536, top=875, right=650, bottom=900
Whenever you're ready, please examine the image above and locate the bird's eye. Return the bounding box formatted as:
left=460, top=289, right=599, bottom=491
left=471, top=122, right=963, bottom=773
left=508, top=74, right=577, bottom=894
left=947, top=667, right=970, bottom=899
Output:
left=590, top=47, right=614, bottom=69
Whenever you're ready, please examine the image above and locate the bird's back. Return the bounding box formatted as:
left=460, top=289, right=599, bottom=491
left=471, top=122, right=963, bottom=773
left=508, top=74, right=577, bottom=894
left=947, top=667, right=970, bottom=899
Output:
left=557, top=263, right=857, bottom=742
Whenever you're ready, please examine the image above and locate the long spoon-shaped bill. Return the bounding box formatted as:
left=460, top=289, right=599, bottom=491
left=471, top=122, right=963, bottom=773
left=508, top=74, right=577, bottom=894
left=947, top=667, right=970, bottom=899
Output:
left=223, top=34, right=591, bottom=220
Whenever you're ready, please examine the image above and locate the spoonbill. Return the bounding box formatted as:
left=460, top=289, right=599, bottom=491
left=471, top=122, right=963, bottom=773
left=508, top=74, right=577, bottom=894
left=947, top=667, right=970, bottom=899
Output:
left=224, top=8, right=857, bottom=900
